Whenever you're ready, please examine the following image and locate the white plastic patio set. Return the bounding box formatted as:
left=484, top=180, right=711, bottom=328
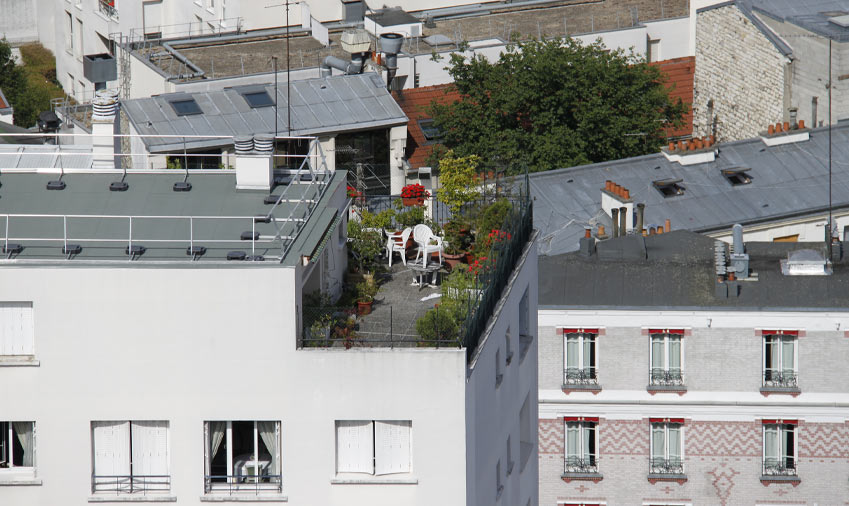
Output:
left=386, top=224, right=445, bottom=288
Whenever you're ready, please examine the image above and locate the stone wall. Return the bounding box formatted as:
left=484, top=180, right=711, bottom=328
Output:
left=693, top=4, right=786, bottom=141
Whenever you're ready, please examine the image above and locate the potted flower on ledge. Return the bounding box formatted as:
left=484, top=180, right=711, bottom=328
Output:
left=401, top=183, right=430, bottom=206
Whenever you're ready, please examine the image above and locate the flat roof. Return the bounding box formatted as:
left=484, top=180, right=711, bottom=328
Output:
left=141, top=0, right=688, bottom=81
left=122, top=73, right=407, bottom=153
left=0, top=169, right=346, bottom=264
left=539, top=230, right=849, bottom=310
left=530, top=124, right=849, bottom=257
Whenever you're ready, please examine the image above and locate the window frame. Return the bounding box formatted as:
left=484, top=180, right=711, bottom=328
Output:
left=648, top=420, right=684, bottom=475
left=649, top=331, right=684, bottom=386
left=334, top=420, right=412, bottom=477
left=203, top=420, right=282, bottom=495
left=563, top=329, right=598, bottom=385
left=91, top=420, right=170, bottom=495
left=563, top=418, right=598, bottom=474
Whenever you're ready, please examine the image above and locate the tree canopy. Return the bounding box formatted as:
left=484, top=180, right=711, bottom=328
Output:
left=429, top=37, right=688, bottom=173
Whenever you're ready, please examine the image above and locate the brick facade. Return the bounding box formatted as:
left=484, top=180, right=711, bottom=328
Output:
left=693, top=4, right=785, bottom=142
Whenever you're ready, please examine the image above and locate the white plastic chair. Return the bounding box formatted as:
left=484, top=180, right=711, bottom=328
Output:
left=413, top=224, right=444, bottom=267
left=387, top=228, right=413, bottom=267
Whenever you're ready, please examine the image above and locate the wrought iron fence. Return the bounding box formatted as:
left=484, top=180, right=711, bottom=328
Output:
left=762, top=458, right=796, bottom=476
left=564, top=367, right=598, bottom=386
left=763, top=370, right=798, bottom=388
left=649, top=457, right=684, bottom=475
left=91, top=474, right=170, bottom=494
left=204, top=475, right=282, bottom=495
left=650, top=369, right=685, bottom=386
left=564, top=456, right=598, bottom=474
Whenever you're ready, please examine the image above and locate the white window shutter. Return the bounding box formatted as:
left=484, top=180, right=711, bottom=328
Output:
left=375, top=421, right=411, bottom=475
left=0, top=303, right=34, bottom=355
left=336, top=421, right=373, bottom=474
left=93, top=421, right=130, bottom=489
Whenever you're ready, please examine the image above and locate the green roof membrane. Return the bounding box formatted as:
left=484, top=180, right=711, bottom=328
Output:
left=0, top=170, right=345, bottom=264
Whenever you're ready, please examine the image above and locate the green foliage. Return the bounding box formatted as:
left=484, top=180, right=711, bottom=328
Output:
left=430, top=37, right=688, bottom=173
left=416, top=306, right=459, bottom=345
left=437, top=150, right=482, bottom=216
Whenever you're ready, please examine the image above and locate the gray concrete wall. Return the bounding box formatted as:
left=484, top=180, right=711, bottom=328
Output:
left=693, top=4, right=785, bottom=141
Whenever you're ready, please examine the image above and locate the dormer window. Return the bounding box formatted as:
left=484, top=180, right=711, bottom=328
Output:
left=653, top=179, right=685, bottom=198
left=722, top=168, right=752, bottom=186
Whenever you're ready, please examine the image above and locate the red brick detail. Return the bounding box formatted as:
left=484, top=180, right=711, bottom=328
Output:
left=686, top=421, right=760, bottom=457
left=391, top=84, right=460, bottom=169
left=538, top=418, right=564, bottom=454
left=650, top=56, right=694, bottom=138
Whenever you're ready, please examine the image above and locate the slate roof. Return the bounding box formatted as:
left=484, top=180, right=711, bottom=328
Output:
left=391, top=84, right=460, bottom=169
left=531, top=124, right=849, bottom=257
left=122, top=73, right=408, bottom=153
left=539, top=230, right=849, bottom=310
left=0, top=169, right=345, bottom=264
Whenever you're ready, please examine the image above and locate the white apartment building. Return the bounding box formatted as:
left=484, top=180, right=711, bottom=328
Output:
left=537, top=229, right=849, bottom=504
left=0, top=132, right=539, bottom=505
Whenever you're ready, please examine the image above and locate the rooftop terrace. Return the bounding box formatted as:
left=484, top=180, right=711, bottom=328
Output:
left=133, top=0, right=688, bottom=82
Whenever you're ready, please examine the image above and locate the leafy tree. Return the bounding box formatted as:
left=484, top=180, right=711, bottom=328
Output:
left=430, top=37, right=688, bottom=173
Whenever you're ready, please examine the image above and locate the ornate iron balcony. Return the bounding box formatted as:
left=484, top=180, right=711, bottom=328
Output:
left=564, top=456, right=598, bottom=474
left=649, top=457, right=684, bottom=475
left=649, top=369, right=684, bottom=386
left=763, top=370, right=797, bottom=388
left=763, top=458, right=796, bottom=476
left=564, top=367, right=598, bottom=385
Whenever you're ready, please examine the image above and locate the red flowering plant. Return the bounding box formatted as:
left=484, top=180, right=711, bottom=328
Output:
left=401, top=183, right=430, bottom=199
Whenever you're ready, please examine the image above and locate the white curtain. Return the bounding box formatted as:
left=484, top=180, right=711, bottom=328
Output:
left=257, top=422, right=279, bottom=479
left=12, top=422, right=33, bottom=467
left=207, top=422, right=226, bottom=477
left=651, top=425, right=665, bottom=459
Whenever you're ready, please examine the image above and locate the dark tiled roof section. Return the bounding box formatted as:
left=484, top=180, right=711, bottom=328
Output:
left=392, top=84, right=460, bottom=168
left=651, top=56, right=694, bottom=138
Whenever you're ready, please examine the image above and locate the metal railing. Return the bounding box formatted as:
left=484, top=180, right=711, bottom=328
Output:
left=763, top=370, right=798, bottom=389
left=98, top=0, right=119, bottom=20
left=649, top=457, right=684, bottom=475
left=564, top=367, right=598, bottom=386
left=762, top=458, right=796, bottom=476
left=649, top=369, right=685, bottom=387
left=204, top=474, right=282, bottom=495
left=92, top=474, right=170, bottom=494
left=564, top=456, right=598, bottom=474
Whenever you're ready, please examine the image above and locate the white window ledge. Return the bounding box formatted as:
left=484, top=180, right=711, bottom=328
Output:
left=330, top=477, right=418, bottom=485
left=88, top=496, right=176, bottom=503
left=0, top=357, right=39, bottom=367
left=200, top=496, right=287, bottom=503
left=0, top=478, right=42, bottom=486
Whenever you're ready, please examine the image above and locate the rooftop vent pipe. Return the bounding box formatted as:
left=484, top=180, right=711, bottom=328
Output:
left=380, top=33, right=403, bottom=90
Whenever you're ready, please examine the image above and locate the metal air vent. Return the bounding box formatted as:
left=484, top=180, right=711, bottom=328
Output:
left=109, top=181, right=129, bottom=191
left=47, top=180, right=66, bottom=190
left=227, top=251, right=247, bottom=261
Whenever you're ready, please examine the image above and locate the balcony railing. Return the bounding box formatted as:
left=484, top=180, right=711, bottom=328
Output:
left=564, top=367, right=597, bottom=386
left=649, top=369, right=684, bottom=387
left=564, top=456, right=598, bottom=474
left=98, top=0, right=118, bottom=20
left=649, top=457, right=684, bottom=475
left=92, top=474, right=170, bottom=494
left=204, top=475, right=282, bottom=495
left=762, top=458, right=796, bottom=476
left=763, top=370, right=798, bottom=388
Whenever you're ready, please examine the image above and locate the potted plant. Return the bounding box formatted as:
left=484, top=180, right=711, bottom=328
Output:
left=401, top=183, right=430, bottom=206
left=356, top=279, right=378, bottom=316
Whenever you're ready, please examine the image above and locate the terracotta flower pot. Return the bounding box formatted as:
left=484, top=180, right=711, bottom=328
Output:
left=357, top=300, right=373, bottom=316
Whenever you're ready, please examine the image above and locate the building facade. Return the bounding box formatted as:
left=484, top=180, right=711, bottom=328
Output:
left=537, top=230, right=849, bottom=505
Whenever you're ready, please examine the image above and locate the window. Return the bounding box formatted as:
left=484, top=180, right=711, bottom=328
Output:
left=242, top=91, right=274, bottom=108
left=649, top=420, right=683, bottom=475
left=0, top=422, right=35, bottom=475
left=649, top=330, right=684, bottom=387
left=722, top=168, right=752, bottom=186
left=763, top=421, right=796, bottom=476
left=564, top=417, right=598, bottom=474
left=564, top=329, right=597, bottom=386
left=653, top=179, right=685, bottom=198
left=335, top=421, right=411, bottom=475
left=170, top=98, right=202, bottom=116
left=0, top=303, right=34, bottom=356
left=91, top=421, right=169, bottom=494
left=763, top=332, right=797, bottom=389
left=417, top=119, right=441, bottom=143
left=204, top=421, right=281, bottom=494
